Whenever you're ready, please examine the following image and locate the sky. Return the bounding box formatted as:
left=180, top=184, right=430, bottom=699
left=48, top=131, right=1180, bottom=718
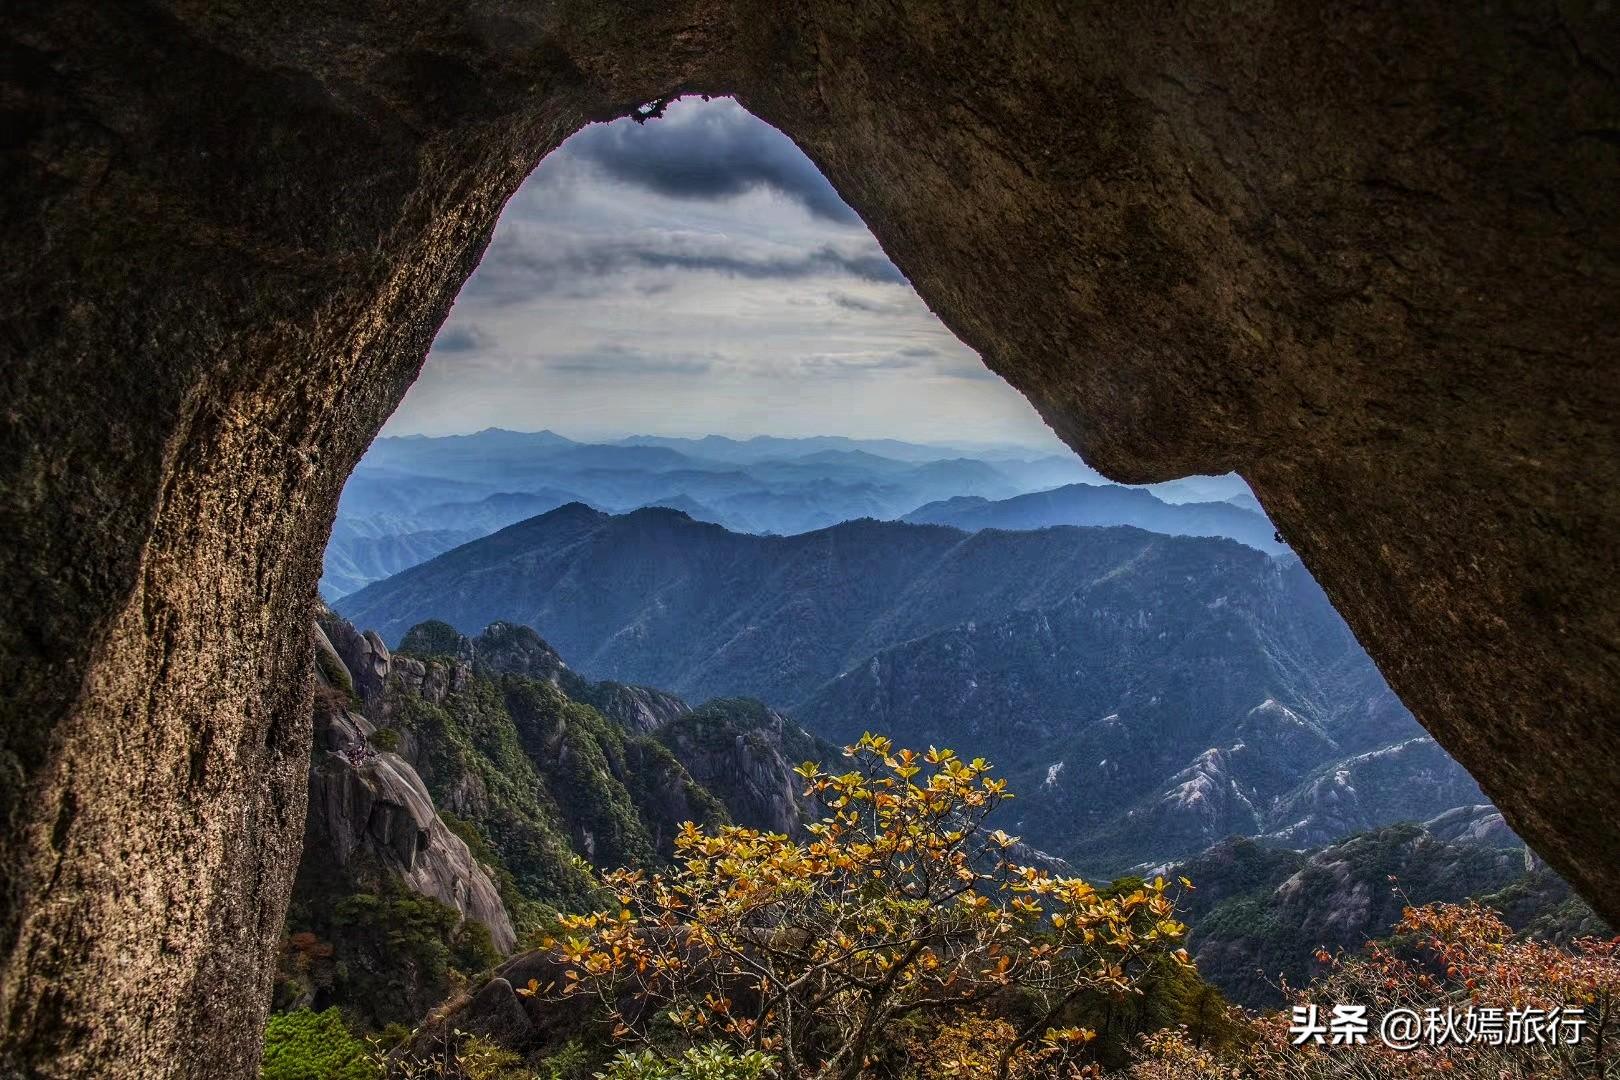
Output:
left=382, top=97, right=1068, bottom=451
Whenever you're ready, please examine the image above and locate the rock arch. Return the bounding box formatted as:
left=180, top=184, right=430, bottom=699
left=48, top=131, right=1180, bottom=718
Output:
left=2, top=2, right=1616, bottom=1076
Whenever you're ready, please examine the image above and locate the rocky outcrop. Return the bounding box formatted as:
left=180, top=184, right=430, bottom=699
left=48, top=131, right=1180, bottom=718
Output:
left=398, top=618, right=692, bottom=733
left=318, top=612, right=397, bottom=713
left=462, top=621, right=569, bottom=685
left=403, top=951, right=597, bottom=1064
left=1421, top=805, right=1521, bottom=849
left=304, top=693, right=515, bottom=954
left=1258, top=737, right=1490, bottom=851
left=578, top=682, right=692, bottom=735
left=656, top=700, right=829, bottom=838
left=273, top=629, right=522, bottom=1031
left=3, top=3, right=1617, bottom=1076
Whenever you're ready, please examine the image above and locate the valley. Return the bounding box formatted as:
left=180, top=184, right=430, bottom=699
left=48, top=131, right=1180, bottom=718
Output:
left=269, top=427, right=1612, bottom=1075
left=334, top=490, right=1486, bottom=879
left=292, top=603, right=1597, bottom=1047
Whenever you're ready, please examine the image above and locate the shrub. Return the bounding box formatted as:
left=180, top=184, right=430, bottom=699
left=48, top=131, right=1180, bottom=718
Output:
left=595, top=1044, right=775, bottom=1080
left=397, top=620, right=465, bottom=658
left=532, top=734, right=1189, bottom=1080
left=314, top=647, right=362, bottom=709
left=535, top=1039, right=593, bottom=1080
left=261, top=1007, right=379, bottom=1080
left=332, top=888, right=499, bottom=988
left=453, top=1033, right=528, bottom=1080
left=1130, top=900, right=1620, bottom=1079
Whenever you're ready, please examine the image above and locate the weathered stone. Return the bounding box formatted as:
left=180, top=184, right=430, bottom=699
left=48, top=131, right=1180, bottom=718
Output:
left=1, top=2, right=1616, bottom=1076
left=320, top=612, right=396, bottom=711
left=660, top=721, right=815, bottom=839
left=458, top=978, right=534, bottom=1049
left=305, top=689, right=516, bottom=952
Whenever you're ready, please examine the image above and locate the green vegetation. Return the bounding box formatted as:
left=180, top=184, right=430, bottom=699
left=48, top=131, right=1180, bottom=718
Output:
left=315, top=646, right=361, bottom=709
left=437, top=810, right=551, bottom=933
left=660, top=697, right=828, bottom=765
left=285, top=616, right=838, bottom=1052
left=596, top=1045, right=775, bottom=1080
left=1169, top=825, right=1606, bottom=1008
left=450, top=1034, right=529, bottom=1080
left=500, top=679, right=658, bottom=870
left=397, top=619, right=465, bottom=658
left=261, top=1008, right=377, bottom=1080
left=1475, top=867, right=1608, bottom=941
left=391, top=679, right=600, bottom=918
left=386, top=654, right=740, bottom=924
left=332, top=889, right=499, bottom=986
left=531, top=1040, right=593, bottom=1080
left=277, top=874, right=498, bottom=1032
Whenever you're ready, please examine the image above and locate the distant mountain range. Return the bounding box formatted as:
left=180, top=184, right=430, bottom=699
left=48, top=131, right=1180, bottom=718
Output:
left=336, top=504, right=1487, bottom=878
left=312, top=430, right=1594, bottom=1030
left=321, top=429, right=1258, bottom=598
left=903, top=482, right=1284, bottom=554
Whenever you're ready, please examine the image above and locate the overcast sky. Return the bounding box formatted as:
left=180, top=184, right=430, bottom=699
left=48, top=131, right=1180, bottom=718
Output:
left=382, top=97, right=1067, bottom=451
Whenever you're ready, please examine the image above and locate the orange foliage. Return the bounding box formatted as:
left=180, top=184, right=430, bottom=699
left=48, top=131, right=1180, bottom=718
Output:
left=526, top=734, right=1190, bottom=1080
left=1132, top=900, right=1620, bottom=1079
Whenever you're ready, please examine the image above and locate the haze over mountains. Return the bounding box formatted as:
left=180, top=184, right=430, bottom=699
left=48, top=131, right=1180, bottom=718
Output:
left=314, top=426, right=1601, bottom=1021
left=335, top=499, right=1489, bottom=879
left=322, top=428, right=1260, bottom=597
left=904, top=483, right=1286, bottom=554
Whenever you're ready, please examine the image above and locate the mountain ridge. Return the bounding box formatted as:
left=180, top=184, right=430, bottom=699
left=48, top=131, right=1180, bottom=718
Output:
left=336, top=505, right=1495, bottom=879
left=322, top=429, right=1262, bottom=597
left=903, top=481, right=1285, bottom=554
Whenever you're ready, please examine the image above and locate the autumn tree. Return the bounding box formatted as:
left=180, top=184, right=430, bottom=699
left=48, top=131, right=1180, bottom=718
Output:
left=1132, top=899, right=1620, bottom=1079
left=529, top=734, right=1190, bottom=1079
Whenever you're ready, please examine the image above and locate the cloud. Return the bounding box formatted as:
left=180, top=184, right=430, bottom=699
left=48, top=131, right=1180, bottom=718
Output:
left=789, top=343, right=1005, bottom=382
left=431, top=324, right=493, bottom=353
left=795, top=350, right=933, bottom=376
left=468, top=230, right=906, bottom=304
left=547, top=344, right=717, bottom=377
left=829, top=292, right=903, bottom=315
left=382, top=97, right=1071, bottom=452
left=562, top=98, right=860, bottom=224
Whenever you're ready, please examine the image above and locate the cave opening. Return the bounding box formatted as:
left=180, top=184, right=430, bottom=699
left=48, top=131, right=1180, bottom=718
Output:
left=302, top=92, right=1537, bottom=1057
left=5, top=8, right=1616, bottom=1075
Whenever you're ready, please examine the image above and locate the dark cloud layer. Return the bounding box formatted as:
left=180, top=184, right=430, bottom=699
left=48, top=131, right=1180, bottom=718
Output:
left=388, top=97, right=1067, bottom=449
left=470, top=233, right=906, bottom=304
left=564, top=100, right=861, bottom=224
left=829, top=292, right=901, bottom=315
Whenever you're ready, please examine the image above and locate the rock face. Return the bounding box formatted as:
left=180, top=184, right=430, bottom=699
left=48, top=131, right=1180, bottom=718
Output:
left=304, top=694, right=516, bottom=954
left=1, top=3, right=1616, bottom=1076
left=381, top=619, right=822, bottom=858
left=284, top=613, right=831, bottom=1029
left=656, top=699, right=829, bottom=838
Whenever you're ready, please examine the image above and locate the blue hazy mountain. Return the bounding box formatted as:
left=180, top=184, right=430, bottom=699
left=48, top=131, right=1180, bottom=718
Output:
left=321, top=429, right=1269, bottom=598
left=335, top=505, right=1486, bottom=878
left=902, top=483, right=1287, bottom=554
